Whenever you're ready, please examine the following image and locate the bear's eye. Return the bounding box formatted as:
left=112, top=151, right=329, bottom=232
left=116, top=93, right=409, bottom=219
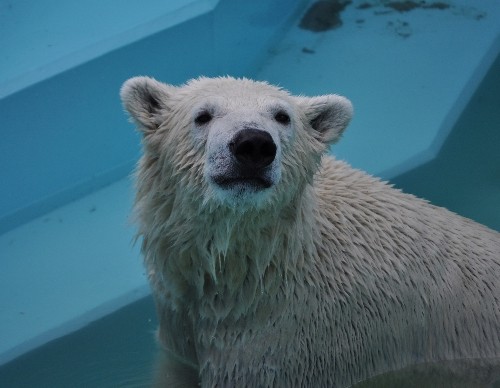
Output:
left=195, top=111, right=213, bottom=125
left=274, top=111, right=290, bottom=125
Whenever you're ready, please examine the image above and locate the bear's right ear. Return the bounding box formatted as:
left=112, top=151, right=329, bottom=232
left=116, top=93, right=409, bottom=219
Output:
left=120, top=76, right=174, bottom=133
left=295, top=94, right=353, bottom=145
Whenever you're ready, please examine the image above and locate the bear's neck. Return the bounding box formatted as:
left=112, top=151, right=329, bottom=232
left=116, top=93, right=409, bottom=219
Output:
left=142, top=184, right=317, bottom=321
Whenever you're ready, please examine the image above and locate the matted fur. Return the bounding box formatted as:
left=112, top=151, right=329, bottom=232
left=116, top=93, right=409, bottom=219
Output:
left=121, top=76, right=500, bottom=387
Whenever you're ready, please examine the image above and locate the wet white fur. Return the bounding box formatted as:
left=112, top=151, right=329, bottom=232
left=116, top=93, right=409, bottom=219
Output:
left=121, top=76, right=500, bottom=387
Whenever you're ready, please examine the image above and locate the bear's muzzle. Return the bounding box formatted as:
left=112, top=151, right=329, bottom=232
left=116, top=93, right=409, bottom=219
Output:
left=211, top=128, right=277, bottom=190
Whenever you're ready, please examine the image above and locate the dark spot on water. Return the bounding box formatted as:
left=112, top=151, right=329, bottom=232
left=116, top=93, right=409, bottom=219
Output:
left=423, top=2, right=450, bottom=10
left=299, top=0, right=352, bottom=32
left=385, top=1, right=420, bottom=12
left=387, top=19, right=412, bottom=38
left=357, top=2, right=372, bottom=9
left=385, top=1, right=450, bottom=13
left=89, top=206, right=96, bottom=213
left=356, top=19, right=365, bottom=24
left=0, top=1, right=13, bottom=13
left=302, top=47, right=316, bottom=54
left=374, top=10, right=393, bottom=15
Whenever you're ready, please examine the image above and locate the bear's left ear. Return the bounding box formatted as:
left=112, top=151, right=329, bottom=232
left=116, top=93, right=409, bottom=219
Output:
left=120, top=76, right=174, bottom=134
left=295, top=95, right=353, bottom=144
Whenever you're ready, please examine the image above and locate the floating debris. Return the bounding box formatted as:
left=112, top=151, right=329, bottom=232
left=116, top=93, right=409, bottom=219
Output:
left=387, top=19, right=412, bottom=38
left=302, top=47, right=316, bottom=54
left=385, top=1, right=450, bottom=12
left=357, top=2, right=373, bottom=9
left=299, top=0, right=352, bottom=32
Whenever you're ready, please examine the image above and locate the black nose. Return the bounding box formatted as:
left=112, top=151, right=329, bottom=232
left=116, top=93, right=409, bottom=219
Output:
left=229, top=129, right=277, bottom=169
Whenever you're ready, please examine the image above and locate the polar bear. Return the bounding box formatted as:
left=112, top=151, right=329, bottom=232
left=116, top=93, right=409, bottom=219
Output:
left=120, top=76, right=500, bottom=387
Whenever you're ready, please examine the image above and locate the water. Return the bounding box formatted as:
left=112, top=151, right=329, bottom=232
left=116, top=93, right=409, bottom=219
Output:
left=1, top=0, right=499, bottom=386
left=0, top=297, right=159, bottom=387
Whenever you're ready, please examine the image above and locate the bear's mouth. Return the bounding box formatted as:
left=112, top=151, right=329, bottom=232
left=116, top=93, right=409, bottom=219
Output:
left=212, top=175, right=273, bottom=190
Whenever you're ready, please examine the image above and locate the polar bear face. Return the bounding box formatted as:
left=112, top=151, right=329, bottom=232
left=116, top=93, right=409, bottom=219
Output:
left=193, top=91, right=294, bottom=207
left=121, top=77, right=352, bottom=210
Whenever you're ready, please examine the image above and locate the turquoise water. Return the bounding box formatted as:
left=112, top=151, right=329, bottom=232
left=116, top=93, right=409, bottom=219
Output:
left=1, top=0, right=499, bottom=386
left=0, top=296, right=159, bottom=387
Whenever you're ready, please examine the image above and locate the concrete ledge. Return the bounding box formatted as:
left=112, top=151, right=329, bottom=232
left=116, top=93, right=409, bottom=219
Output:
left=0, top=0, right=218, bottom=98
left=0, top=178, right=149, bottom=364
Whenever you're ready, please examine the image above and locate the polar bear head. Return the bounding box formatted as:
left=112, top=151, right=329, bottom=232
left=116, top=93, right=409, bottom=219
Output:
left=121, top=77, right=352, bottom=211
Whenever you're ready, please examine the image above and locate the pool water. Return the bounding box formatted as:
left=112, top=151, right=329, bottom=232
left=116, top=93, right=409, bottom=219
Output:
left=1, top=0, right=499, bottom=386
left=0, top=296, right=159, bottom=387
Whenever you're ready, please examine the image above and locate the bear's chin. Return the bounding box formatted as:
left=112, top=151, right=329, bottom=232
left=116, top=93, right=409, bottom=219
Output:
left=212, top=176, right=273, bottom=190
left=207, top=179, right=275, bottom=210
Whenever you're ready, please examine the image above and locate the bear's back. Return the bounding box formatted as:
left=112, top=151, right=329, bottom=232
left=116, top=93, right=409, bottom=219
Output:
left=307, top=156, right=500, bottom=376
